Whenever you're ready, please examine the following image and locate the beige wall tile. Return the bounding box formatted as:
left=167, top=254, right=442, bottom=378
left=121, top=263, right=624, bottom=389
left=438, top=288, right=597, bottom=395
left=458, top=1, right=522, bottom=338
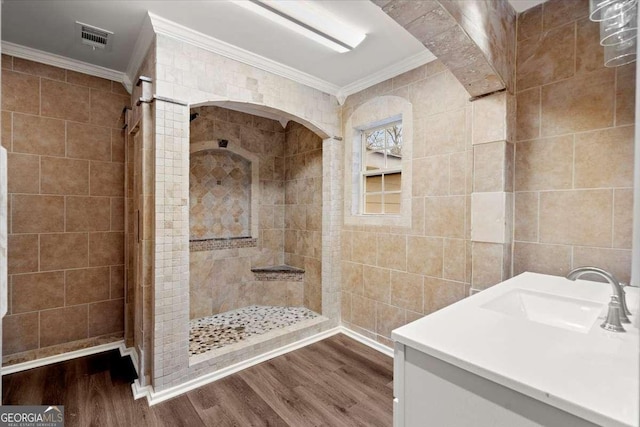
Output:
left=424, top=109, right=466, bottom=156
left=513, top=241, right=572, bottom=276
left=40, top=305, right=88, bottom=347
left=362, top=265, right=391, bottom=303
left=413, top=155, right=449, bottom=196
left=3, top=313, right=39, bottom=354
left=407, top=236, right=443, bottom=277
left=517, top=3, right=542, bottom=41
left=516, top=23, right=575, bottom=92
left=13, top=113, right=65, bottom=156
left=341, top=291, right=352, bottom=323
left=515, top=135, right=573, bottom=191
left=472, top=93, right=507, bottom=145
left=471, top=242, right=504, bottom=288
left=2, top=70, right=40, bottom=114
left=67, top=122, right=112, bottom=161
left=13, top=58, right=66, bottom=80
left=574, top=126, right=634, bottom=189
left=390, top=271, right=423, bottom=313
left=342, top=261, right=363, bottom=295
left=66, top=196, right=111, bottom=232
left=539, top=190, right=612, bottom=246
left=514, top=191, right=539, bottom=242
left=111, top=128, right=125, bottom=163
left=90, top=161, right=124, bottom=197
left=41, top=79, right=90, bottom=122
left=613, top=189, right=633, bottom=249
left=40, top=233, right=88, bottom=271
left=377, top=234, right=406, bottom=270
left=90, top=90, right=129, bottom=128
left=474, top=141, right=506, bottom=192
left=65, top=267, right=110, bottom=305
left=543, top=0, right=589, bottom=31
left=351, top=295, right=375, bottom=331
left=352, top=232, right=377, bottom=265
left=615, top=64, right=635, bottom=126
left=392, top=65, right=427, bottom=89
left=516, top=88, right=541, bottom=141
left=541, top=68, right=615, bottom=136
left=472, top=192, right=509, bottom=244
left=443, top=238, right=465, bottom=282
left=41, top=157, right=89, bottom=195
left=572, top=246, right=632, bottom=283
left=425, top=196, right=465, bottom=238
left=8, top=234, right=39, bottom=274
left=89, top=232, right=124, bottom=266
left=424, top=277, right=465, bottom=314
left=449, top=151, right=466, bottom=196
left=7, top=153, right=39, bottom=193
left=89, top=299, right=124, bottom=337
left=110, top=265, right=125, bottom=299
left=110, top=198, right=125, bottom=231
left=2, top=111, right=12, bottom=150
left=12, top=195, right=64, bottom=233
left=375, top=302, right=405, bottom=337
left=66, top=70, right=111, bottom=91
left=12, top=271, right=64, bottom=313
left=575, top=18, right=604, bottom=75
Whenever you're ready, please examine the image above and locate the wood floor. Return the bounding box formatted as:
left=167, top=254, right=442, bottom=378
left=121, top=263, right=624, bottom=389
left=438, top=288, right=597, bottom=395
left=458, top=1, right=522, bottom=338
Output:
left=2, top=334, right=393, bottom=426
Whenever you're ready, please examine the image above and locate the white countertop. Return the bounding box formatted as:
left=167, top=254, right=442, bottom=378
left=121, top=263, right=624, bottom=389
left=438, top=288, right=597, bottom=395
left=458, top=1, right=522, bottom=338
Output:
left=392, top=272, right=640, bottom=427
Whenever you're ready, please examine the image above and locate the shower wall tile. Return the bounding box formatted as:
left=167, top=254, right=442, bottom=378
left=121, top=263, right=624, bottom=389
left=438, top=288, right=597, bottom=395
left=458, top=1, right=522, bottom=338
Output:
left=88, top=299, right=124, bottom=337
left=514, top=0, right=634, bottom=282
left=2, top=56, right=129, bottom=360
left=2, top=313, right=39, bottom=354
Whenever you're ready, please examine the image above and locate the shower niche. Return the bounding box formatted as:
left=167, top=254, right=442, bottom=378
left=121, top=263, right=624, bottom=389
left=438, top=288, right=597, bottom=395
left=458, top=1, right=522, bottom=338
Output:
left=188, top=105, right=326, bottom=363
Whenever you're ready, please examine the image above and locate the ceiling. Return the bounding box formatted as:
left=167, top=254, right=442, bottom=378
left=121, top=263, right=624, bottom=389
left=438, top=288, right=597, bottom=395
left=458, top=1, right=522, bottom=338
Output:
left=1, top=0, right=546, bottom=95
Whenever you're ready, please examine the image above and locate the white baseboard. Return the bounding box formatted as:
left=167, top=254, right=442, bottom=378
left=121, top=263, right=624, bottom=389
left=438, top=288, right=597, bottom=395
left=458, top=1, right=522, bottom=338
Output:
left=1, top=340, right=125, bottom=375
left=339, top=326, right=395, bottom=358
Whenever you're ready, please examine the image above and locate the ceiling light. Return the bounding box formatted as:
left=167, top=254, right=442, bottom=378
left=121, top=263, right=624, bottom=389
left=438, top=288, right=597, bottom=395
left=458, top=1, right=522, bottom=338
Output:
left=232, top=0, right=366, bottom=53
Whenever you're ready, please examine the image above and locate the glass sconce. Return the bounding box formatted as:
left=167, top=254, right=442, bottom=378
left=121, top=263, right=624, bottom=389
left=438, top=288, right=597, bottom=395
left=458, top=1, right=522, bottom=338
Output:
left=590, top=0, right=638, bottom=66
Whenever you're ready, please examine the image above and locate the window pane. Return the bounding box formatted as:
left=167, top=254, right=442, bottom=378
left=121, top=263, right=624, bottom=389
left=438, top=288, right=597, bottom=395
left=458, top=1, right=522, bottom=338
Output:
left=385, top=192, right=401, bottom=214
left=365, top=146, right=384, bottom=171
left=365, top=193, right=383, bottom=213
left=365, top=174, right=383, bottom=192
left=384, top=172, right=402, bottom=192
left=386, top=124, right=402, bottom=159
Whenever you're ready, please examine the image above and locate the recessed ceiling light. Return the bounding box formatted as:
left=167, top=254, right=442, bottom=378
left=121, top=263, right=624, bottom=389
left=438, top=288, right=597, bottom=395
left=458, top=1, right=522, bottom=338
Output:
left=231, top=0, right=366, bottom=53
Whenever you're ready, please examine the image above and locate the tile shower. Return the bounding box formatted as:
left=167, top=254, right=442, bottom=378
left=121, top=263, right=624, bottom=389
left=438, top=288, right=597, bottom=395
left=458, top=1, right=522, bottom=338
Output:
left=187, top=106, right=324, bottom=359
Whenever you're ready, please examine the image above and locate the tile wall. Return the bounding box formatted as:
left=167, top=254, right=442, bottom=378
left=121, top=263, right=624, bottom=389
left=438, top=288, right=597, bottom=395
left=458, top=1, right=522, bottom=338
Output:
left=340, top=60, right=475, bottom=347
left=1, top=55, right=130, bottom=362
left=514, top=0, right=635, bottom=283
left=284, top=121, right=323, bottom=313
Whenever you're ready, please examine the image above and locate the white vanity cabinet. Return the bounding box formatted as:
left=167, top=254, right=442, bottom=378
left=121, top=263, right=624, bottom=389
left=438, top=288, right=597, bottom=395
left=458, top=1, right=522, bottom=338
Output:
left=391, top=272, right=640, bottom=427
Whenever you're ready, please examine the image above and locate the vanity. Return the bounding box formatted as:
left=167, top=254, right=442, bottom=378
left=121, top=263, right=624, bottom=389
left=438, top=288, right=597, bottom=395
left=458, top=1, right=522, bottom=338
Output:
left=392, top=272, right=640, bottom=427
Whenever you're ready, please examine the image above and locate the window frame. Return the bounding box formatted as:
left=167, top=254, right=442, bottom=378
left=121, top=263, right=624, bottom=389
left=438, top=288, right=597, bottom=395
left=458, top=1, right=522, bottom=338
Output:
left=360, top=121, right=403, bottom=216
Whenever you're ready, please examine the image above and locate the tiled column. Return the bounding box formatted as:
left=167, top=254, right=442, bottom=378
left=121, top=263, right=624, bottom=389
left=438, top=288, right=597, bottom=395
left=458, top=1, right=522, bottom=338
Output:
left=470, top=92, right=515, bottom=291
left=321, top=137, right=342, bottom=323
left=152, top=98, right=190, bottom=390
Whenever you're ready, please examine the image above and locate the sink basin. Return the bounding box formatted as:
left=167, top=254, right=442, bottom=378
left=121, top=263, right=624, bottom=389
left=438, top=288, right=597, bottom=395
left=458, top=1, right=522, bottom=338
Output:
left=482, top=289, right=603, bottom=333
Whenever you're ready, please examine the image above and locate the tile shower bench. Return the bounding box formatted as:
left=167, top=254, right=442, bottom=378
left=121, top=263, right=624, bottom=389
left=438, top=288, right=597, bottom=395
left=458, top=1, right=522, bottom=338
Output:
left=251, top=265, right=305, bottom=307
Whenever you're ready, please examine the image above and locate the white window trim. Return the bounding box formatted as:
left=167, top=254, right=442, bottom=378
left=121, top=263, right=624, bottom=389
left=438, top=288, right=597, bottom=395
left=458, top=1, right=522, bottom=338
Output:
left=344, top=96, right=413, bottom=228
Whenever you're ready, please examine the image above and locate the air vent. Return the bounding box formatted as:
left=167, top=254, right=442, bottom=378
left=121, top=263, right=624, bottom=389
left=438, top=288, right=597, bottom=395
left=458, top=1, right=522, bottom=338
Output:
left=75, top=21, right=113, bottom=51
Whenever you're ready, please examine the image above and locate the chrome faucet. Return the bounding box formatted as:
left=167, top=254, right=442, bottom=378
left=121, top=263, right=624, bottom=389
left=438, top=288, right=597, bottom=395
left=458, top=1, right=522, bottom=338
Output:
left=566, top=266, right=632, bottom=332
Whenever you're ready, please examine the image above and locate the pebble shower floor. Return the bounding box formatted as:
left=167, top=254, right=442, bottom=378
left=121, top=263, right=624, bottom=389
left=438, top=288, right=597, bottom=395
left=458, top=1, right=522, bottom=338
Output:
left=189, top=305, right=320, bottom=356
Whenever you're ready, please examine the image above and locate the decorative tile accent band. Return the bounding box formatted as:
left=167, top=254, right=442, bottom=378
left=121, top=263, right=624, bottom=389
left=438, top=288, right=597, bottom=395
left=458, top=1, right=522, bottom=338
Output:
left=189, top=237, right=257, bottom=252
left=251, top=265, right=305, bottom=282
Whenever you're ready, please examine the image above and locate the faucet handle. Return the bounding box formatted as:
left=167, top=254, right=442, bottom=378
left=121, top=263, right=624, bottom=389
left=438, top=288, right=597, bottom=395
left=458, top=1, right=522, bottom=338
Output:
left=601, top=295, right=625, bottom=333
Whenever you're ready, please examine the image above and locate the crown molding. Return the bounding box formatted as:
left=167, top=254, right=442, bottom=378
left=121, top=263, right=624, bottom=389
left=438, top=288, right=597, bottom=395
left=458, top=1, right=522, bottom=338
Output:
left=125, top=13, right=155, bottom=91
left=337, top=50, right=436, bottom=102
left=1, top=41, right=130, bottom=92
left=147, top=12, right=341, bottom=97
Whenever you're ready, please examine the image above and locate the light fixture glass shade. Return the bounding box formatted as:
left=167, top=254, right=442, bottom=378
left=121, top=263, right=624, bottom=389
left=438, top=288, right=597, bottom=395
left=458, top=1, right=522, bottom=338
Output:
left=604, top=36, right=637, bottom=66
left=601, top=2, right=638, bottom=45
left=590, top=0, right=637, bottom=21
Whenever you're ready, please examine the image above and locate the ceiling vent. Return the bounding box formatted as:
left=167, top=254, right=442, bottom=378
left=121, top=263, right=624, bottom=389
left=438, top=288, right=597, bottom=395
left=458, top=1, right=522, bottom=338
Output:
left=76, top=21, right=113, bottom=51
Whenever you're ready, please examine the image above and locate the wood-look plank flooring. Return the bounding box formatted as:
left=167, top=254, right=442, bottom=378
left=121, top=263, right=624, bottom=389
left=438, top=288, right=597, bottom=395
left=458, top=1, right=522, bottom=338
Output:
left=2, top=334, right=393, bottom=426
